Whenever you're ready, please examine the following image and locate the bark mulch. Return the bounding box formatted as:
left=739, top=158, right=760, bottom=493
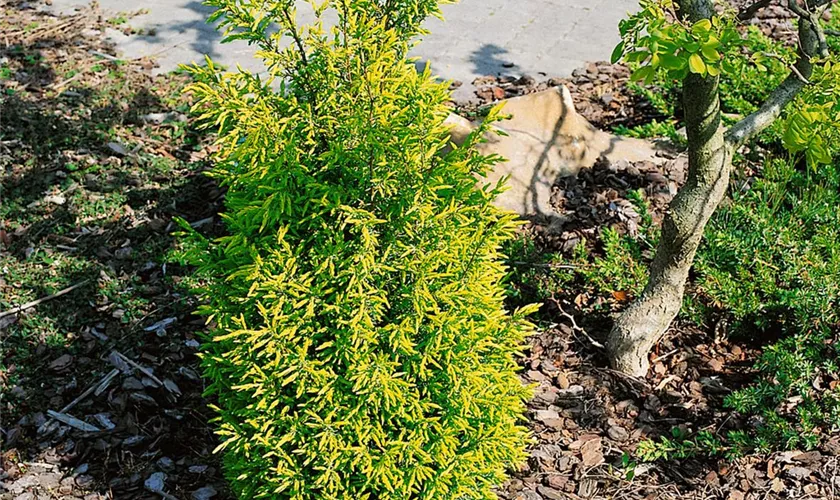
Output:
left=500, top=315, right=840, bottom=500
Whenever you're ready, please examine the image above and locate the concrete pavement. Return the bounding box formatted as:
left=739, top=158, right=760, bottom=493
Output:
left=50, top=0, right=638, bottom=90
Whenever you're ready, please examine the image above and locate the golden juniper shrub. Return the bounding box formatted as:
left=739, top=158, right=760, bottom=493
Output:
left=179, top=1, right=537, bottom=498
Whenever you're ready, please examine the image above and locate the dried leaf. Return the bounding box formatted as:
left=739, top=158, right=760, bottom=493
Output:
left=580, top=438, right=604, bottom=466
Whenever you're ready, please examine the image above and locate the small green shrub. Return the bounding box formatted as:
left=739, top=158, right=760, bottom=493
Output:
left=564, top=190, right=658, bottom=303
left=698, top=159, right=840, bottom=330
left=503, top=236, right=575, bottom=306
left=636, top=429, right=728, bottom=462
left=177, top=1, right=535, bottom=498
left=579, top=226, right=652, bottom=299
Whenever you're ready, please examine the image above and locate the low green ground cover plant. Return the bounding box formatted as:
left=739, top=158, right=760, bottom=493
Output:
left=509, top=188, right=657, bottom=309
left=177, top=1, right=535, bottom=498
left=698, top=159, right=840, bottom=453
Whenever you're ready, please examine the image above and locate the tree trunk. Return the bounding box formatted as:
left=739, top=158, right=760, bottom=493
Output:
left=607, top=0, right=732, bottom=376
left=608, top=71, right=732, bottom=375
left=606, top=0, right=822, bottom=376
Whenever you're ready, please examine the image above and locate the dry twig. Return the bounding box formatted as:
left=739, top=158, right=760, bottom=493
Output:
left=57, top=368, right=120, bottom=414
left=112, top=350, right=178, bottom=395
left=549, top=297, right=606, bottom=350
left=46, top=410, right=101, bottom=432
left=0, top=280, right=89, bottom=322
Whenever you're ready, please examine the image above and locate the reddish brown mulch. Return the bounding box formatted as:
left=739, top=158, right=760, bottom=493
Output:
left=538, top=155, right=687, bottom=253
left=500, top=317, right=840, bottom=500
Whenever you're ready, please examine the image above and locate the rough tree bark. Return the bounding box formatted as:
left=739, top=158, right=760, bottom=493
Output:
left=607, top=0, right=824, bottom=376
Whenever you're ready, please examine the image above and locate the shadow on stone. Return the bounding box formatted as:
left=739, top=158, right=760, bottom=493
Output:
left=447, top=85, right=662, bottom=219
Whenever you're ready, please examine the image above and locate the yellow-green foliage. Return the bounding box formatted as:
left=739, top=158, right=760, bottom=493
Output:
left=178, top=1, right=535, bottom=498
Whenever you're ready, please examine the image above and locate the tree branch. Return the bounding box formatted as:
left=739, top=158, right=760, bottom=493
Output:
left=738, top=0, right=773, bottom=21
left=724, top=72, right=807, bottom=146
left=725, top=2, right=822, bottom=147
left=281, top=7, right=308, bottom=66
left=788, top=0, right=834, bottom=57
left=0, top=280, right=89, bottom=322
left=676, top=0, right=716, bottom=22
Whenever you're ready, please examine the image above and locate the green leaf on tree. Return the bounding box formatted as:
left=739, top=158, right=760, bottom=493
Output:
left=611, top=41, right=626, bottom=64
left=689, top=53, right=707, bottom=74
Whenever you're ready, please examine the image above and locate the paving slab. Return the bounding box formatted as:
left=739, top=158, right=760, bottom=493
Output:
left=48, top=0, right=638, bottom=87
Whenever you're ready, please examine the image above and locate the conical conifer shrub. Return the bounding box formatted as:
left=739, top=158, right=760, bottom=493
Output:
left=179, top=1, right=536, bottom=498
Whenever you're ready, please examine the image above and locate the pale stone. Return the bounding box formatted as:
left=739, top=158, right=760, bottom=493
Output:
left=447, top=86, right=660, bottom=216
